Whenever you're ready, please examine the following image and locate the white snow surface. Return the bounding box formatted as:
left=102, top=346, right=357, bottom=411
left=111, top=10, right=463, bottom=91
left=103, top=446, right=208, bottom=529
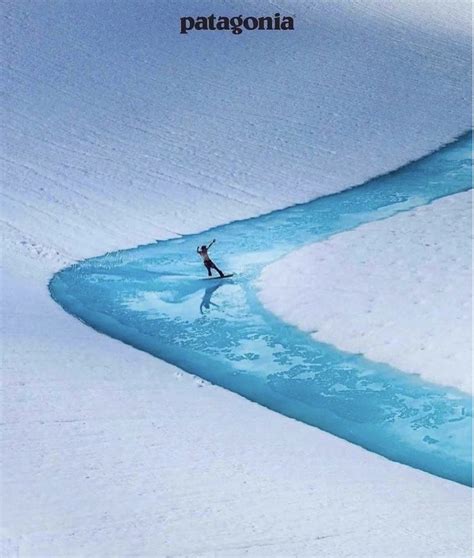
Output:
left=258, top=191, right=472, bottom=395
left=2, top=0, right=472, bottom=260
left=1, top=0, right=472, bottom=556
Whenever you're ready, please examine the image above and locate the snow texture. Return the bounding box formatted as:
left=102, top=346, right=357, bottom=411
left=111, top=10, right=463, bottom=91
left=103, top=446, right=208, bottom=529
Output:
left=258, top=191, right=472, bottom=395
left=2, top=0, right=472, bottom=260
left=1, top=0, right=472, bottom=556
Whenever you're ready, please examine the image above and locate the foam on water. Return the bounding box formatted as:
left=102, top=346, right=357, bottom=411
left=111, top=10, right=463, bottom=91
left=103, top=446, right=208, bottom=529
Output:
left=50, top=133, right=473, bottom=486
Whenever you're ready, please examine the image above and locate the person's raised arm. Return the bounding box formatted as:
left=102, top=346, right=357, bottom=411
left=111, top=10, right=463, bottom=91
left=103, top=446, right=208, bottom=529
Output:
left=207, top=239, right=216, bottom=249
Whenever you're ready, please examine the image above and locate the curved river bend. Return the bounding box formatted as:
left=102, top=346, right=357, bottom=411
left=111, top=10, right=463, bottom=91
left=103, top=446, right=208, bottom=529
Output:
left=51, top=134, right=472, bottom=486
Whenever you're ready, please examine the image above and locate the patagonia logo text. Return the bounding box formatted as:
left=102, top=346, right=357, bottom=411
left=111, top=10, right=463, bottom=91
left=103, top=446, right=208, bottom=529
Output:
left=180, top=13, right=295, bottom=35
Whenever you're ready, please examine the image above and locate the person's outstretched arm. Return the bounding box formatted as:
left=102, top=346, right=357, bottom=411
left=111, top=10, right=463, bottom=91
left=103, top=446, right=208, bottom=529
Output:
left=207, top=239, right=216, bottom=249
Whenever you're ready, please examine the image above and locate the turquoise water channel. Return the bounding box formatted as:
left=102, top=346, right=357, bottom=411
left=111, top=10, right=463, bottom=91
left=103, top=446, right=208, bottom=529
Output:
left=50, top=134, right=472, bottom=486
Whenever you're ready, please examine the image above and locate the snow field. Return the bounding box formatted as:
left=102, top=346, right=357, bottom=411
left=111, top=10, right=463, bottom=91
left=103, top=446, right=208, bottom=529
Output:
left=258, top=191, right=472, bottom=395
left=2, top=0, right=472, bottom=555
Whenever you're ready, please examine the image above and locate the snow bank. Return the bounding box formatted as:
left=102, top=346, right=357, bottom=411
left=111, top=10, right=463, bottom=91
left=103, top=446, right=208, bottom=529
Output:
left=2, top=0, right=471, bottom=260
left=2, top=0, right=472, bottom=555
left=3, top=269, right=472, bottom=557
left=258, top=191, right=472, bottom=394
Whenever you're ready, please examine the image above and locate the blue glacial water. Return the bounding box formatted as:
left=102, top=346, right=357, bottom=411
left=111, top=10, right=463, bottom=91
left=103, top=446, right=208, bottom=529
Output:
left=50, top=133, right=473, bottom=486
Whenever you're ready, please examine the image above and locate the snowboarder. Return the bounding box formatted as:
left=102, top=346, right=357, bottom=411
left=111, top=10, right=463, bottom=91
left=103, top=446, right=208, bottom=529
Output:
left=197, top=239, right=225, bottom=277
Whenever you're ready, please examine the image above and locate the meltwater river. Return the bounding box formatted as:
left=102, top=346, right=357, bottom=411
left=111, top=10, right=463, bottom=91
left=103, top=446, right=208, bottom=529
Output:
left=50, top=133, right=472, bottom=486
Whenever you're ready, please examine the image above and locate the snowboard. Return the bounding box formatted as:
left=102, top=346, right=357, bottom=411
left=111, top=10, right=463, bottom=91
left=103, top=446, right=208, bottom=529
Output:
left=203, top=273, right=234, bottom=280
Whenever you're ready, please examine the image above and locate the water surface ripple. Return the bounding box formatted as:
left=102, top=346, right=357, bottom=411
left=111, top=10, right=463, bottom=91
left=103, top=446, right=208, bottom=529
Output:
left=50, top=133, right=473, bottom=486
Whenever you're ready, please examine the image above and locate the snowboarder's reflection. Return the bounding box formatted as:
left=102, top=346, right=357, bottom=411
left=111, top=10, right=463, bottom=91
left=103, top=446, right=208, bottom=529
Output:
left=200, top=284, right=222, bottom=314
